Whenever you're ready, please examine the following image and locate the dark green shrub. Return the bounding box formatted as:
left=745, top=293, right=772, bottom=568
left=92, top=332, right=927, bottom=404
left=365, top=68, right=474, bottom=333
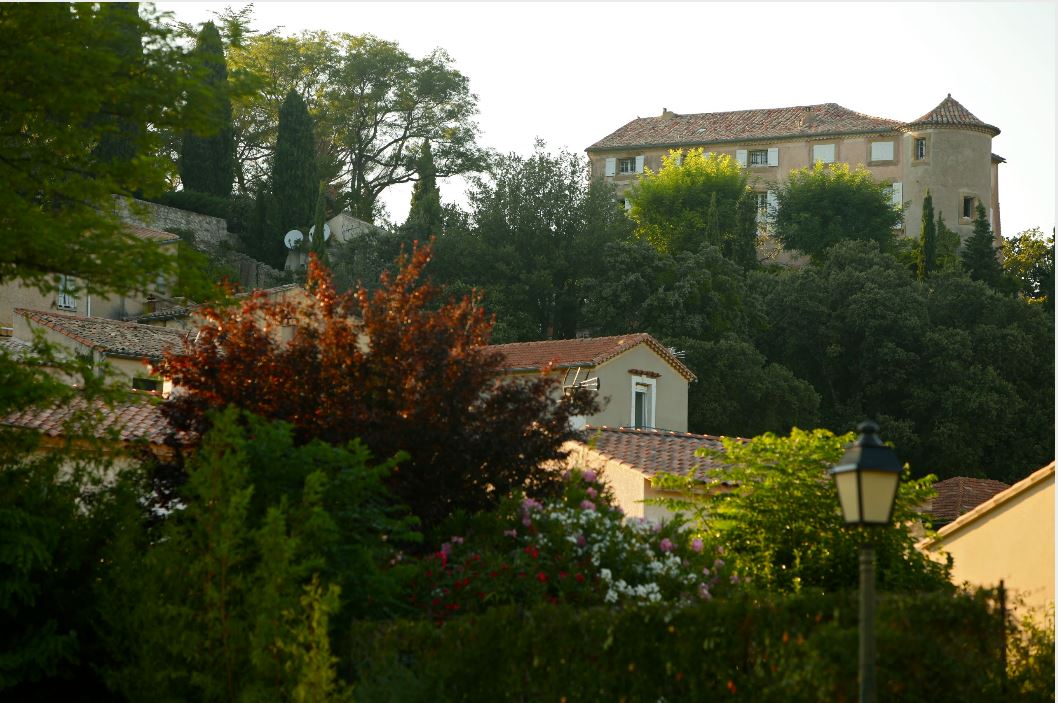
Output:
left=350, top=589, right=1008, bottom=702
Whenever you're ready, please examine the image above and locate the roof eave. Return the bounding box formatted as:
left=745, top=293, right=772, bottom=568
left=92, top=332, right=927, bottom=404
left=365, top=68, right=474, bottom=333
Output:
left=586, top=127, right=902, bottom=153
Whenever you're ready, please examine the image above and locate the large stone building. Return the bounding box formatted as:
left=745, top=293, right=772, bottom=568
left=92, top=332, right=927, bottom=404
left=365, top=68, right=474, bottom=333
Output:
left=586, top=94, right=1003, bottom=243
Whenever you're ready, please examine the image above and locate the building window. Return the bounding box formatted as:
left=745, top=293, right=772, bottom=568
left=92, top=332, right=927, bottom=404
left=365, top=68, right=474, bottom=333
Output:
left=630, top=376, right=656, bottom=429
left=57, top=274, right=77, bottom=311
left=812, top=143, right=836, bottom=164
left=870, top=141, right=895, bottom=162
left=914, top=138, right=927, bottom=160
left=618, top=157, right=636, bottom=174
left=132, top=377, right=162, bottom=393
left=962, top=195, right=977, bottom=219
left=749, top=149, right=769, bottom=166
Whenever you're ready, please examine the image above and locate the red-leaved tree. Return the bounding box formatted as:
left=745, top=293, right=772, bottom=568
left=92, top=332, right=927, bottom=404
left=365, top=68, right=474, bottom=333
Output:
left=158, top=244, right=598, bottom=529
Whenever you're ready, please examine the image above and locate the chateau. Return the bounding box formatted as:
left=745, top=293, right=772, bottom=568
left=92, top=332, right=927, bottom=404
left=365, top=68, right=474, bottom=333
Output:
left=586, top=94, right=1003, bottom=243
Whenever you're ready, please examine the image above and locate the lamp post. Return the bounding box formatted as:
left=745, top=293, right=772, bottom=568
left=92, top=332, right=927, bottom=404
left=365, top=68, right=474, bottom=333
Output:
left=829, top=421, right=902, bottom=703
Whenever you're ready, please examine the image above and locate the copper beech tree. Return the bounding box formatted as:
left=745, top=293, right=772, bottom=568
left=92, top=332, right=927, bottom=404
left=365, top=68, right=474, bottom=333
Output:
left=158, top=244, right=598, bottom=529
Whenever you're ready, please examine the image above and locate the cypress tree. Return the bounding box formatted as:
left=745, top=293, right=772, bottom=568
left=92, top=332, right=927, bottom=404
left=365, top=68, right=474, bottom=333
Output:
left=961, top=202, right=1004, bottom=288
left=934, top=211, right=961, bottom=272
left=272, top=90, right=318, bottom=236
left=917, top=190, right=937, bottom=280
left=402, top=141, right=443, bottom=242
left=91, top=3, right=142, bottom=167
left=179, top=21, right=234, bottom=198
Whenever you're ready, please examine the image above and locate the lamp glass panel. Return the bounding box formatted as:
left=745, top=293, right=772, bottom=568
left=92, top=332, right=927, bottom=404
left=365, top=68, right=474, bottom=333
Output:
left=834, top=472, right=861, bottom=523
left=860, top=470, right=900, bottom=524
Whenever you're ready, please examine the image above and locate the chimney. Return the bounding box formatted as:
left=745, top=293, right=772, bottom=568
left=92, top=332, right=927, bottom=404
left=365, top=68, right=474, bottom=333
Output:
left=661, top=107, right=676, bottom=120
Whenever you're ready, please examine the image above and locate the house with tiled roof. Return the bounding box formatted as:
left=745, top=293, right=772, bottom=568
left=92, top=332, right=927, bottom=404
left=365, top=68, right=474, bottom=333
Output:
left=561, top=426, right=738, bottom=522
left=14, top=309, right=189, bottom=395
left=918, top=462, right=1054, bottom=622
left=587, top=94, right=1003, bottom=244
left=488, top=333, right=696, bottom=432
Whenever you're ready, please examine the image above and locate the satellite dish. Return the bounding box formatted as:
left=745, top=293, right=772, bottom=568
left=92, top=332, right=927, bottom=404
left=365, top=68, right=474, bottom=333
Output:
left=284, top=229, right=304, bottom=249
left=309, top=223, right=331, bottom=241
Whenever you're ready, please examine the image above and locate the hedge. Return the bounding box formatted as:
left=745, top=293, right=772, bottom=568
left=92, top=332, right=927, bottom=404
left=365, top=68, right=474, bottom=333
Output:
left=348, top=589, right=1013, bottom=702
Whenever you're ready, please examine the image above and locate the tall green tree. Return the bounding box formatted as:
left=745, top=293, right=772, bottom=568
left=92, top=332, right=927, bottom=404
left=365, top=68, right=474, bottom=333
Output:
left=961, top=203, right=1004, bottom=288
left=179, top=21, right=235, bottom=198
left=262, top=89, right=319, bottom=267
left=0, top=3, right=213, bottom=414
left=310, top=182, right=329, bottom=266
left=402, top=141, right=444, bottom=243
left=653, top=428, right=951, bottom=594
left=773, top=162, right=900, bottom=261
left=935, top=210, right=962, bottom=273
left=628, top=148, right=757, bottom=266
left=90, top=3, right=143, bottom=167
left=1002, top=227, right=1054, bottom=308
left=917, top=190, right=938, bottom=280
left=433, top=142, right=632, bottom=341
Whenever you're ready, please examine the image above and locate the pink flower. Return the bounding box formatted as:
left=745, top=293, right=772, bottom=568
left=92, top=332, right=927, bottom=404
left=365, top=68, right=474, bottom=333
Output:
left=659, top=538, right=674, bottom=553
left=702, top=566, right=711, bottom=576
left=450, top=536, right=464, bottom=544
left=699, top=583, right=712, bottom=600
left=503, top=529, right=518, bottom=538
left=716, top=545, right=725, bottom=556
left=582, top=470, right=597, bottom=483
left=522, top=516, right=532, bottom=527
left=730, top=574, right=740, bottom=585
left=440, top=542, right=453, bottom=557
left=580, top=500, right=596, bottom=511
left=714, top=558, right=725, bottom=569
left=690, top=538, right=704, bottom=553
left=585, top=487, right=598, bottom=499
left=576, top=533, right=587, bottom=547
left=521, top=497, right=542, bottom=512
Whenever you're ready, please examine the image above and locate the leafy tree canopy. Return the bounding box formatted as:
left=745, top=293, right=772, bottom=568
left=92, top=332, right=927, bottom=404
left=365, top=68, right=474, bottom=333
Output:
left=653, top=428, right=952, bottom=594
left=1002, top=227, right=1054, bottom=308
left=773, top=162, right=901, bottom=261
left=628, top=148, right=757, bottom=265
left=157, top=246, right=598, bottom=529
left=960, top=203, right=1004, bottom=289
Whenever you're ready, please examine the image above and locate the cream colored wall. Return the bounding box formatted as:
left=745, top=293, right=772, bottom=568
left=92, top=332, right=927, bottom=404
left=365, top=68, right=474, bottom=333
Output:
left=901, top=129, right=993, bottom=242
left=921, top=472, right=1054, bottom=619
left=561, top=439, right=649, bottom=519
left=593, top=343, right=689, bottom=431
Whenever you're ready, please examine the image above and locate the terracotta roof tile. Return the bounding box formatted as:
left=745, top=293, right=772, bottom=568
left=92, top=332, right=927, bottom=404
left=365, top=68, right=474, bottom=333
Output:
left=584, top=425, right=737, bottom=481
left=905, top=94, right=1000, bottom=136
left=588, top=103, right=901, bottom=150
left=16, top=309, right=189, bottom=361
left=489, top=333, right=696, bottom=381
left=925, top=476, right=1011, bottom=523
left=1, top=398, right=192, bottom=446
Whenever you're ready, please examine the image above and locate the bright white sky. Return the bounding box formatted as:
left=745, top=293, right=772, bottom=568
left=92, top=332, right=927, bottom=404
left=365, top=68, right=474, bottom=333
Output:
left=158, top=1, right=1055, bottom=237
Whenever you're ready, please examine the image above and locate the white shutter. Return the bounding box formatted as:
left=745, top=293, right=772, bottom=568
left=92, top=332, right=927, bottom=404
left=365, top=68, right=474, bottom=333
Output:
left=891, top=182, right=903, bottom=209
left=735, top=149, right=748, bottom=167
left=604, top=158, right=616, bottom=177
left=766, top=190, right=778, bottom=221
left=767, top=147, right=779, bottom=167
left=634, top=155, right=644, bottom=173
left=871, top=141, right=894, bottom=161
left=813, top=144, right=835, bottom=164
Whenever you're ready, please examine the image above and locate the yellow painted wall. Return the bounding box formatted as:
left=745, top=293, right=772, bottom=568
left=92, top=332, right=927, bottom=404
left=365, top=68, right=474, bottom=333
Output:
left=593, top=343, right=689, bottom=432
left=920, top=467, right=1054, bottom=619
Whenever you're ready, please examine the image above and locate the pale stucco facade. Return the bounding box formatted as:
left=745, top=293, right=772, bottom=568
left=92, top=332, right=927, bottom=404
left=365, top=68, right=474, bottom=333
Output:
left=588, top=96, right=1002, bottom=246
left=917, top=462, right=1055, bottom=621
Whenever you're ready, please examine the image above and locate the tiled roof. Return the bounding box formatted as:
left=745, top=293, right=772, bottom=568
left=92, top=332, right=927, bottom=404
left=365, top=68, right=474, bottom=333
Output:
left=583, top=425, right=737, bottom=481
left=0, top=336, right=32, bottom=358
left=904, top=94, right=1000, bottom=136
left=1, top=398, right=191, bottom=446
left=126, top=223, right=182, bottom=244
left=489, top=333, right=696, bottom=381
left=16, top=309, right=189, bottom=362
left=991, top=152, right=1006, bottom=163
left=925, top=476, right=1011, bottom=523
left=918, top=462, right=1055, bottom=551
left=588, top=103, right=901, bottom=150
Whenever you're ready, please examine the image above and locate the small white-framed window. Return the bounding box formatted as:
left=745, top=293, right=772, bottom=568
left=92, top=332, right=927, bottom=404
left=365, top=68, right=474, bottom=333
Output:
left=870, top=141, right=895, bottom=162
left=749, top=149, right=768, bottom=166
left=812, top=143, right=836, bottom=164
left=630, top=375, right=656, bottom=429
left=914, top=137, right=928, bottom=161
left=962, top=195, right=977, bottom=220
left=618, top=157, right=636, bottom=174
left=57, top=274, right=77, bottom=311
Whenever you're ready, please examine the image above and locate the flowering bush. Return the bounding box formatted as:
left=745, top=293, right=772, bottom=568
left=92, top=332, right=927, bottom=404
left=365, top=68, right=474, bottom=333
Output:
left=406, top=469, right=738, bottom=622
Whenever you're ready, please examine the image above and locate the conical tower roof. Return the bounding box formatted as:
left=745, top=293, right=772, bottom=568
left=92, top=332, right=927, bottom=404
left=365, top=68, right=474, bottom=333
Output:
left=903, top=94, right=1000, bottom=136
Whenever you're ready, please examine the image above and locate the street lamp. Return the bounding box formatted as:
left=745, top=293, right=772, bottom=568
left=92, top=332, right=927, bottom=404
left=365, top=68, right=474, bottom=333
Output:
left=829, top=421, right=902, bottom=703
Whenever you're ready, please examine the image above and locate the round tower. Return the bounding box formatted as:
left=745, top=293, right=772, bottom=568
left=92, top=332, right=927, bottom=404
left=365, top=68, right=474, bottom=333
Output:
left=900, top=94, right=1000, bottom=244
